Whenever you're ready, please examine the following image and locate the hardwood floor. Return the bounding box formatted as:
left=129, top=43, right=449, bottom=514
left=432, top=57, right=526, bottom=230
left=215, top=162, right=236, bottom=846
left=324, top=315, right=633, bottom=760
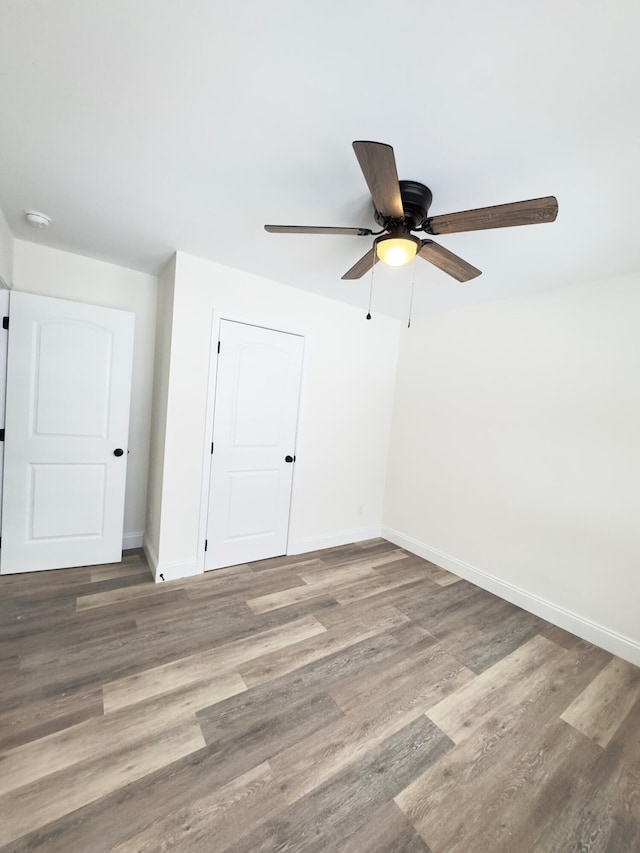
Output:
left=1, top=540, right=639, bottom=851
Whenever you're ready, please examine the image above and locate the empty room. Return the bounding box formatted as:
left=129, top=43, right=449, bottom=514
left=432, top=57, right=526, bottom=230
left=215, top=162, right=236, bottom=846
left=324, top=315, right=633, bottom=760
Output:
left=0, top=1, right=639, bottom=851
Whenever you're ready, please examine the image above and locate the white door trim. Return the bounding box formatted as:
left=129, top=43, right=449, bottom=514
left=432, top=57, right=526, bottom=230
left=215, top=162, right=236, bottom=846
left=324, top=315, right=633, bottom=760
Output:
left=197, top=311, right=306, bottom=572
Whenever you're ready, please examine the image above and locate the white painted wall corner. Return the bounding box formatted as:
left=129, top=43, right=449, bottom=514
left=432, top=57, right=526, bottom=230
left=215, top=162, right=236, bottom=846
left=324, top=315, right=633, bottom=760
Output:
left=144, top=535, right=203, bottom=583
left=142, top=535, right=160, bottom=581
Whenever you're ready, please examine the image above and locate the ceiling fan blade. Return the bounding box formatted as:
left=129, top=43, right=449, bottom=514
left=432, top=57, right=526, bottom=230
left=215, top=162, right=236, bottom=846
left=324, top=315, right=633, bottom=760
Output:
left=419, top=240, right=482, bottom=282
left=265, top=225, right=373, bottom=235
left=352, top=141, right=404, bottom=220
left=341, top=247, right=378, bottom=280
left=425, top=196, right=558, bottom=235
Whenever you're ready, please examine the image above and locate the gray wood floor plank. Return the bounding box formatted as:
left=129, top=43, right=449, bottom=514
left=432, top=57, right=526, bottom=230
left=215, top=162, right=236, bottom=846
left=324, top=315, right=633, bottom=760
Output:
left=227, top=715, right=450, bottom=853
left=197, top=688, right=344, bottom=776
left=0, top=717, right=206, bottom=847
left=198, top=622, right=430, bottom=739
left=533, top=694, right=640, bottom=852
left=426, top=634, right=563, bottom=744
left=396, top=639, right=614, bottom=852
left=110, top=761, right=287, bottom=853
left=341, top=800, right=433, bottom=852
left=560, top=656, right=640, bottom=747
left=269, top=641, right=473, bottom=804
left=238, top=605, right=408, bottom=687
left=102, top=613, right=324, bottom=711
left=0, top=683, right=104, bottom=750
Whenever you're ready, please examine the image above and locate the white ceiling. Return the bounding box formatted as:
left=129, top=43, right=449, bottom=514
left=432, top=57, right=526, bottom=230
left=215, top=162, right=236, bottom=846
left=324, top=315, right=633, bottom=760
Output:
left=1, top=0, right=639, bottom=318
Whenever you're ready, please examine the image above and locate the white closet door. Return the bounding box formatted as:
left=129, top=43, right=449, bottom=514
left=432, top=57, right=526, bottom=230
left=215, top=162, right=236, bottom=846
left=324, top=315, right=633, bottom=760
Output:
left=206, top=320, right=303, bottom=570
left=1, top=291, right=134, bottom=574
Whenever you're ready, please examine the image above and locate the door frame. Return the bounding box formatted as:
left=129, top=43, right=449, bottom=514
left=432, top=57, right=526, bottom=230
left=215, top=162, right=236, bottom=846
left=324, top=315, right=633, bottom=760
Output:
left=196, top=311, right=306, bottom=572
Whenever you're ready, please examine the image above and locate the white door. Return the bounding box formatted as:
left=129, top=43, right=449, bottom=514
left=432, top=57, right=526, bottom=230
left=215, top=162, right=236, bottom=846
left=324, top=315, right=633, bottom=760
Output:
left=0, top=289, right=9, bottom=536
left=205, top=320, right=303, bottom=570
left=1, top=291, right=134, bottom=574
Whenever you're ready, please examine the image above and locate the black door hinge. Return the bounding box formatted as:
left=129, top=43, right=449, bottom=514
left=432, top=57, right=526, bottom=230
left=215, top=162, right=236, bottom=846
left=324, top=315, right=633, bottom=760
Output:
left=204, top=539, right=208, bottom=552
left=217, top=341, right=221, bottom=354
left=211, top=442, right=214, bottom=454
left=2, top=316, right=8, bottom=330
left=0, top=429, right=5, bottom=442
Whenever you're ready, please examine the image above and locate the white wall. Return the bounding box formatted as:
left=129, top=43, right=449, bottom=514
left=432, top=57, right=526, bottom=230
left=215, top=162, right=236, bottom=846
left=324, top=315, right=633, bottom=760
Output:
left=145, top=254, right=175, bottom=564
left=384, top=272, right=640, bottom=664
left=149, top=251, right=400, bottom=579
left=12, top=240, right=158, bottom=546
left=0, top=206, right=14, bottom=286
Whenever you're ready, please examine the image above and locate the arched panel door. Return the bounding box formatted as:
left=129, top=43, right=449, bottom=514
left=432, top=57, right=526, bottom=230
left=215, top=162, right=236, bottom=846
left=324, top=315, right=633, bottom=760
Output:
left=1, top=291, right=134, bottom=574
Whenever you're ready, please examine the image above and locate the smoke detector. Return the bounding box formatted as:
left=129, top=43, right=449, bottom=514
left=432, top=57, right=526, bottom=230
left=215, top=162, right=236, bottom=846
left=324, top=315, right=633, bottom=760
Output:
left=25, top=210, right=51, bottom=229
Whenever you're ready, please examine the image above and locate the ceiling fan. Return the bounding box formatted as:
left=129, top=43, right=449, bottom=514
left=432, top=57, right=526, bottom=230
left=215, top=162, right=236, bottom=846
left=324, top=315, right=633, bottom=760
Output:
left=265, top=141, right=558, bottom=282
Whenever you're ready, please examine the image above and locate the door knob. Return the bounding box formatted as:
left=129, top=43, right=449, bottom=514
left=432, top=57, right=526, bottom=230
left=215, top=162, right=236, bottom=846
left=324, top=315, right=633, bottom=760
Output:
left=113, top=448, right=124, bottom=457
left=285, top=455, right=294, bottom=463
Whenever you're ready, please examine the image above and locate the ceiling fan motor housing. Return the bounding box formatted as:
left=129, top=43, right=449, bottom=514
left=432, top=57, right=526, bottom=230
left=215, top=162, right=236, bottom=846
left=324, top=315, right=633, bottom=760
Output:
left=374, top=180, right=433, bottom=230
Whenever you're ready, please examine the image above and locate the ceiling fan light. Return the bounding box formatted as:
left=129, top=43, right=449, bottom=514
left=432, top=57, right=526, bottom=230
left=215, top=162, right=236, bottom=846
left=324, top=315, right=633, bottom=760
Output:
left=375, top=234, right=419, bottom=267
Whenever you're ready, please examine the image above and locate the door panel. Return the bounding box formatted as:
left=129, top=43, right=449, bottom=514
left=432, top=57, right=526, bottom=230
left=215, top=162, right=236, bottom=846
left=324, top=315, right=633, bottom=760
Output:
left=205, top=320, right=303, bottom=570
left=227, top=469, right=280, bottom=537
left=35, top=321, right=112, bottom=436
left=29, top=463, right=106, bottom=539
left=1, top=291, right=134, bottom=574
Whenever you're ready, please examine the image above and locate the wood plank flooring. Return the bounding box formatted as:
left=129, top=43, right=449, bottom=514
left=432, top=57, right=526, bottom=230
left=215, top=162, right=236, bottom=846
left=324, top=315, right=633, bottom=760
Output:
left=1, top=540, right=639, bottom=851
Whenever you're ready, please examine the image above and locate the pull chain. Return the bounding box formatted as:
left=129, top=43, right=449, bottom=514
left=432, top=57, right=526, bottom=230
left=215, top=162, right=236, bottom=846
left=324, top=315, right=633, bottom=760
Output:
left=407, top=255, right=417, bottom=328
left=366, top=251, right=376, bottom=320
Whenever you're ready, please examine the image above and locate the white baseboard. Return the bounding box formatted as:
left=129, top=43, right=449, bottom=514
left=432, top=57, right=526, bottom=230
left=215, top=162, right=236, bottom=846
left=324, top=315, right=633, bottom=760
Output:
left=154, top=560, right=202, bottom=583
left=123, top=532, right=144, bottom=550
left=143, top=535, right=203, bottom=583
left=288, top=526, right=381, bottom=556
left=382, top=526, right=640, bottom=667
